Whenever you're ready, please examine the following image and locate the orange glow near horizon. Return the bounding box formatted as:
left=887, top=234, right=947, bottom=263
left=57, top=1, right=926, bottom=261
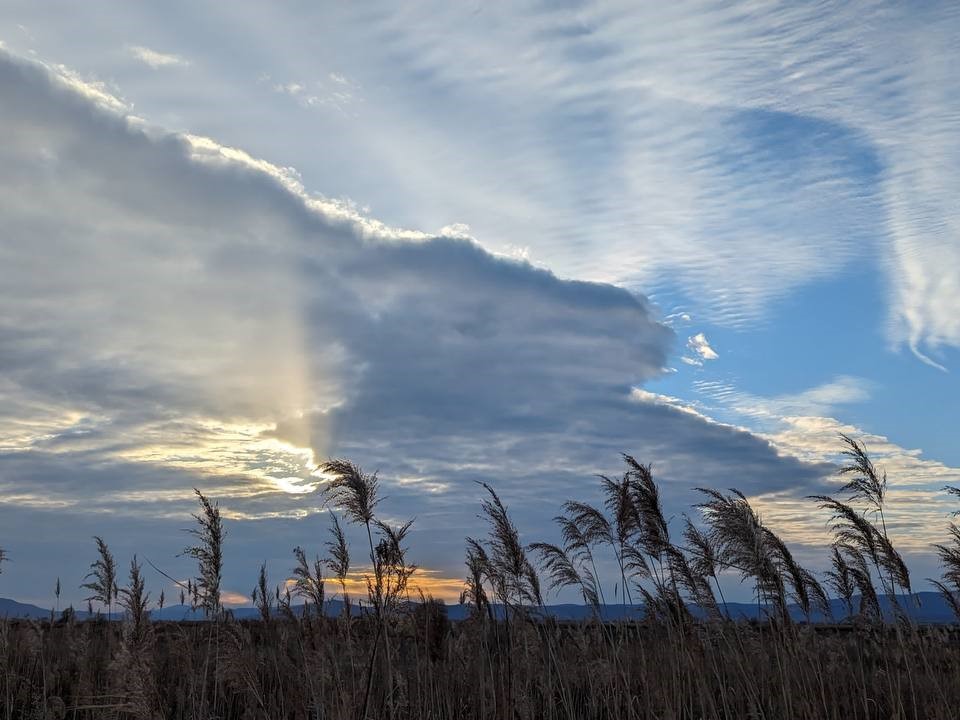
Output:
left=263, top=567, right=466, bottom=605
left=333, top=568, right=465, bottom=604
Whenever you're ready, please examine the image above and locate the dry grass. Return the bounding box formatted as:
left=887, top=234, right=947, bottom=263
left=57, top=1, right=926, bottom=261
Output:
left=3, top=614, right=960, bottom=719
left=4, top=436, right=960, bottom=719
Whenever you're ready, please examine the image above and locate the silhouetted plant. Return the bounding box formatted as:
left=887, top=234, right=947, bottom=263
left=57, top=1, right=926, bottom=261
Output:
left=530, top=541, right=598, bottom=611
left=276, top=584, right=295, bottom=620
left=598, top=471, right=638, bottom=603
left=838, top=434, right=886, bottom=515
left=560, top=503, right=609, bottom=601
left=623, top=456, right=699, bottom=621
left=253, top=562, right=272, bottom=622
left=475, top=481, right=542, bottom=612
left=696, top=488, right=787, bottom=619
left=811, top=497, right=879, bottom=567
left=623, top=455, right=670, bottom=561
left=321, top=458, right=380, bottom=526
left=945, top=484, right=960, bottom=511
left=811, top=436, right=911, bottom=620
left=6, top=439, right=960, bottom=720
left=292, top=546, right=325, bottom=616
left=844, top=544, right=882, bottom=619
left=931, top=485, right=960, bottom=621
left=118, top=556, right=151, bottom=645
left=683, top=516, right=729, bottom=614
left=460, top=537, right=492, bottom=620
left=841, top=435, right=911, bottom=603
left=324, top=511, right=351, bottom=614
left=562, top=500, right=613, bottom=548
left=874, top=529, right=912, bottom=597
left=825, top=545, right=856, bottom=619
left=764, top=528, right=830, bottom=620
left=371, top=518, right=417, bottom=616
left=82, top=536, right=117, bottom=618
left=665, top=544, right=717, bottom=620
left=180, top=489, right=224, bottom=617
left=532, top=505, right=605, bottom=611
left=320, top=460, right=383, bottom=611
left=810, top=497, right=895, bottom=618
left=111, top=558, right=157, bottom=718
left=320, top=458, right=400, bottom=720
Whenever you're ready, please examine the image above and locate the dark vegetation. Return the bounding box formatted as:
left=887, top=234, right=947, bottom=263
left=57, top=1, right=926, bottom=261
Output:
left=2, top=434, right=960, bottom=719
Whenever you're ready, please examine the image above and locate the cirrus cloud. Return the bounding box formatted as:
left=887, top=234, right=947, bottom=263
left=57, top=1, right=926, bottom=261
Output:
left=126, top=44, right=189, bottom=69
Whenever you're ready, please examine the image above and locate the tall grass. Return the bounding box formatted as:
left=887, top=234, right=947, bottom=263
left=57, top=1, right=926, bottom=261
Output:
left=81, top=536, right=117, bottom=619
left=180, top=488, right=224, bottom=617
left=931, top=485, right=960, bottom=619
left=2, top=435, right=960, bottom=719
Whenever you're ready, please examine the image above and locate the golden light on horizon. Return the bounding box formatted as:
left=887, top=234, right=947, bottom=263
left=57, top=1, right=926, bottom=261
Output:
left=277, top=567, right=465, bottom=604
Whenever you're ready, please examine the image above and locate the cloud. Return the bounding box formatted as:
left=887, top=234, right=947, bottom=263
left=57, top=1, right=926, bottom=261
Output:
left=693, top=375, right=872, bottom=423
left=229, top=2, right=955, bottom=348
left=126, top=44, right=190, bottom=69
left=686, top=332, right=718, bottom=362
left=0, top=48, right=839, bottom=604
left=267, top=74, right=360, bottom=114
left=756, top=415, right=960, bottom=561
left=2, top=3, right=957, bottom=353
left=273, top=81, right=304, bottom=96
left=676, top=376, right=960, bottom=553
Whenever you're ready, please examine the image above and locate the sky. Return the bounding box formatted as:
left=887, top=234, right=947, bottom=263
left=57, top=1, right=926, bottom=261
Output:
left=0, top=1, right=958, bottom=608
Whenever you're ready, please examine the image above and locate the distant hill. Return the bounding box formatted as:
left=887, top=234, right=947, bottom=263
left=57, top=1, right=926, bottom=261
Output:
left=0, top=597, right=63, bottom=620
left=2, top=593, right=955, bottom=623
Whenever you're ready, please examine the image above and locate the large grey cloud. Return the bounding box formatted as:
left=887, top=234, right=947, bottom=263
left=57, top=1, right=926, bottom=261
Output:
left=0, top=50, right=833, bottom=605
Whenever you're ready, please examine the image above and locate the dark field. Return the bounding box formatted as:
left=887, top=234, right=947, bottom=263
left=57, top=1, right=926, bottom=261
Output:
left=3, top=613, right=960, bottom=719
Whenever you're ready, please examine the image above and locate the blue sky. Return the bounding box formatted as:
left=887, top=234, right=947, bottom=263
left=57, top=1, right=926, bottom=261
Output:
left=0, top=2, right=958, bottom=607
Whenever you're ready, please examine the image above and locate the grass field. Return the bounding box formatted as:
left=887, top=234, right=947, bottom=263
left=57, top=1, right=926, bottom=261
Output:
left=3, top=434, right=960, bottom=719
left=3, top=613, right=960, bottom=719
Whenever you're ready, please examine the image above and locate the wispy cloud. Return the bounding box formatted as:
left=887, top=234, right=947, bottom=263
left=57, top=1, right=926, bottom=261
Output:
left=126, top=44, right=189, bottom=69
left=268, top=2, right=956, bottom=351
left=686, top=332, right=718, bottom=364
left=265, top=72, right=360, bottom=114
left=693, top=375, right=872, bottom=423
left=673, top=375, right=960, bottom=550
left=1, top=3, right=956, bottom=354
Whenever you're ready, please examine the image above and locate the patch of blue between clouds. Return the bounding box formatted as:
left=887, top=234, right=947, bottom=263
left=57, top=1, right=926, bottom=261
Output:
left=644, top=101, right=958, bottom=465
left=650, top=265, right=960, bottom=466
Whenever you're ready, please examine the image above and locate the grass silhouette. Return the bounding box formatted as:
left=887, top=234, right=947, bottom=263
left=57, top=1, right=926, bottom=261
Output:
left=2, top=435, right=960, bottom=718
